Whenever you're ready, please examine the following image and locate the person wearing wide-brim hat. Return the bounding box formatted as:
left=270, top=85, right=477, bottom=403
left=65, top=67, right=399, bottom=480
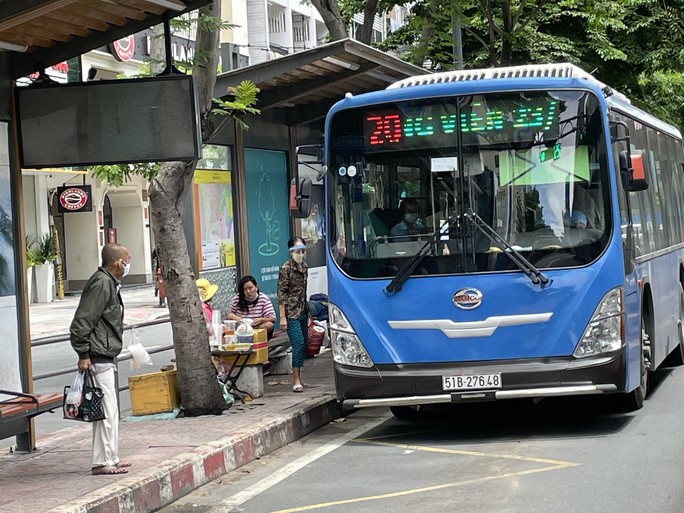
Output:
left=196, top=278, right=218, bottom=325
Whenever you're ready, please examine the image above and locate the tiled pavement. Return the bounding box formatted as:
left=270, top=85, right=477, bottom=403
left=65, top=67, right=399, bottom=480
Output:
left=2, top=285, right=340, bottom=513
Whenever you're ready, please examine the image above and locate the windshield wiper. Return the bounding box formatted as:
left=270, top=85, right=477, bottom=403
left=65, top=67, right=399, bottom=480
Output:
left=383, top=210, right=460, bottom=296
left=464, top=210, right=549, bottom=286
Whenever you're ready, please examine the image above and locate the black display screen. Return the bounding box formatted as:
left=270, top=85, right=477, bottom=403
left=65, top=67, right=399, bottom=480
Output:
left=360, top=96, right=561, bottom=152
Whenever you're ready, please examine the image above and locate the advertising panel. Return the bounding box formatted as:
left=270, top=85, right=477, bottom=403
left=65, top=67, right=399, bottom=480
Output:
left=244, top=149, right=288, bottom=322
left=194, top=169, right=235, bottom=269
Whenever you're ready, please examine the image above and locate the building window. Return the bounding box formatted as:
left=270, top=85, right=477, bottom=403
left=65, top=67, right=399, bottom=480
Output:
left=292, top=15, right=309, bottom=44
left=268, top=6, right=286, bottom=34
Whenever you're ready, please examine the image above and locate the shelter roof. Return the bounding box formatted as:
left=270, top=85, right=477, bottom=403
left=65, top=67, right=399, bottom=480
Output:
left=1, top=0, right=211, bottom=78
left=215, top=39, right=429, bottom=125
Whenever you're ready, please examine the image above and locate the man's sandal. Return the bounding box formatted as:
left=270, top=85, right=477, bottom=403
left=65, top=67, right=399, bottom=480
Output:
left=292, top=384, right=303, bottom=393
left=92, top=465, right=128, bottom=475
left=116, top=461, right=132, bottom=468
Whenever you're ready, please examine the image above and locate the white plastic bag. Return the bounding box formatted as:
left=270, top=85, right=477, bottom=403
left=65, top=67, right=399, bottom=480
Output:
left=235, top=321, right=254, bottom=343
left=66, top=371, right=84, bottom=406
left=65, top=371, right=84, bottom=418
left=128, top=328, right=153, bottom=370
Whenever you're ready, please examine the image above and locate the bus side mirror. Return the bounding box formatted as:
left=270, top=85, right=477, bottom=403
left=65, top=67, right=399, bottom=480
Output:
left=290, top=177, right=312, bottom=218
left=619, top=150, right=648, bottom=192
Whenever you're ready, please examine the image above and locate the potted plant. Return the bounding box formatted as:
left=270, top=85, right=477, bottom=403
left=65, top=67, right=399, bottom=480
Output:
left=33, top=234, right=57, bottom=303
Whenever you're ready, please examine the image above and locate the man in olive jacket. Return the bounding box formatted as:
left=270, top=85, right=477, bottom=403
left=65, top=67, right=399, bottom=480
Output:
left=70, top=243, right=130, bottom=475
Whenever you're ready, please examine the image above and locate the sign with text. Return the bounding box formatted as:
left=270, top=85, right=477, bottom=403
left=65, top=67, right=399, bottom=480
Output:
left=57, top=185, right=92, bottom=213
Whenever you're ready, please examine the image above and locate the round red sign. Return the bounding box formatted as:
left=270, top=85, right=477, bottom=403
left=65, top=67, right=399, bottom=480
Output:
left=59, top=188, right=88, bottom=211
left=111, top=35, right=135, bottom=62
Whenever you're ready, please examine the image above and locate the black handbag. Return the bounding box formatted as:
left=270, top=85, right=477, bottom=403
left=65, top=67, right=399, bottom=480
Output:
left=63, top=370, right=106, bottom=422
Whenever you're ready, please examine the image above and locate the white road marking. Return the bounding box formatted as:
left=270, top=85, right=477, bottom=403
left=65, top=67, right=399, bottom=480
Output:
left=210, top=413, right=392, bottom=513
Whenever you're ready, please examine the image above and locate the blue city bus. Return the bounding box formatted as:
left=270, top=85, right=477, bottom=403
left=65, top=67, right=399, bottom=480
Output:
left=323, top=63, right=684, bottom=417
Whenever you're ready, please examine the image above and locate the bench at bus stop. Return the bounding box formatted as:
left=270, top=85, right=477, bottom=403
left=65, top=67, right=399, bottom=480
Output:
left=0, top=390, right=63, bottom=451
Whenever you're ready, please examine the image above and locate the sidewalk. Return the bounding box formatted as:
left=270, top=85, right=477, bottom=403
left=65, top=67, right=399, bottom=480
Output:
left=3, top=285, right=340, bottom=513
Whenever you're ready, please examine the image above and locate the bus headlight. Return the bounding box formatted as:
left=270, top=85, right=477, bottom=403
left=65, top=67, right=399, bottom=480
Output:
left=573, top=287, right=624, bottom=358
left=329, top=303, right=374, bottom=368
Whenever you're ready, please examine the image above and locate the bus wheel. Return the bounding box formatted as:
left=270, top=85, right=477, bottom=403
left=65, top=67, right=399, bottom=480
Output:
left=623, top=326, right=651, bottom=411
left=390, top=406, right=423, bottom=420
left=666, top=283, right=684, bottom=366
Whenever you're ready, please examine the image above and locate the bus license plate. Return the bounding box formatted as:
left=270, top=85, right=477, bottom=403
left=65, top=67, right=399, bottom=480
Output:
left=442, top=373, right=502, bottom=391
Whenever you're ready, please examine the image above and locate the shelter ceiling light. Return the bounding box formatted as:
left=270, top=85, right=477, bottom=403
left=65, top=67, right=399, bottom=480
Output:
left=322, top=56, right=359, bottom=71
left=0, top=40, right=27, bottom=52
left=143, top=0, right=187, bottom=11
left=102, top=0, right=185, bottom=10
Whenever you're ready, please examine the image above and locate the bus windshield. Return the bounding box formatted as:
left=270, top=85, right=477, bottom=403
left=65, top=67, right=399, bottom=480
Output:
left=328, top=89, right=612, bottom=279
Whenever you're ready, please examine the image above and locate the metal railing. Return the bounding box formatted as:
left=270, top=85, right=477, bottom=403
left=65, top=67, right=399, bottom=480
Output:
left=31, top=318, right=173, bottom=401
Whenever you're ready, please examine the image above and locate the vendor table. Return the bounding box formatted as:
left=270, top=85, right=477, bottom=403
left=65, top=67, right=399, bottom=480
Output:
left=211, top=348, right=254, bottom=402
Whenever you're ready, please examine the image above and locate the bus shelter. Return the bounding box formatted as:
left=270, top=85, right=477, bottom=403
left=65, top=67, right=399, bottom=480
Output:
left=194, top=39, right=428, bottom=311
left=0, top=0, right=212, bottom=451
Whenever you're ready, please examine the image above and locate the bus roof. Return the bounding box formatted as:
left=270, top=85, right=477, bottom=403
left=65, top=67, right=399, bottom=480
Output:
left=388, top=63, right=628, bottom=100
left=386, top=63, right=682, bottom=140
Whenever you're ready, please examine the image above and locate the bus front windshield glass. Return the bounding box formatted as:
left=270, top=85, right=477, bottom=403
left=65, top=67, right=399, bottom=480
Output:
left=328, top=90, right=612, bottom=279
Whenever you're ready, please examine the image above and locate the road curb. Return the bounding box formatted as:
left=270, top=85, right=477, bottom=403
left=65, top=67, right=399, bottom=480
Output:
left=46, top=394, right=340, bottom=513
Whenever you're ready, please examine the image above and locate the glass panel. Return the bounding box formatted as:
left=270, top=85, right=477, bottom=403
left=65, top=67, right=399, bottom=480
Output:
left=195, top=145, right=235, bottom=269
left=328, top=91, right=612, bottom=279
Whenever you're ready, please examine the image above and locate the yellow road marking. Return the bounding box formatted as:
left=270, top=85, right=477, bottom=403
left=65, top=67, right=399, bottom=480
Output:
left=268, top=464, right=575, bottom=513
left=355, top=438, right=577, bottom=466
left=267, top=439, right=579, bottom=513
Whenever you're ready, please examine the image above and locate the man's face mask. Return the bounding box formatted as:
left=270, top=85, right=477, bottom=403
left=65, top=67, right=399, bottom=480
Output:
left=404, top=213, right=418, bottom=224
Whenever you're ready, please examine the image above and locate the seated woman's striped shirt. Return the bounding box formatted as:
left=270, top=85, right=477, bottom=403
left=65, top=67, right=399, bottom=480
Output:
left=229, top=293, right=276, bottom=320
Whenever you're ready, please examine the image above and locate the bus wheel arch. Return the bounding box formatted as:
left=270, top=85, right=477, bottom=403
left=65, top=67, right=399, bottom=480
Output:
left=663, top=272, right=684, bottom=366
left=625, top=288, right=654, bottom=410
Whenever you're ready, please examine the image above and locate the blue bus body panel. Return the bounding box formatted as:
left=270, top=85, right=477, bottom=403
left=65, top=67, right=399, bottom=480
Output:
left=323, top=74, right=682, bottom=398
left=329, top=249, right=625, bottom=365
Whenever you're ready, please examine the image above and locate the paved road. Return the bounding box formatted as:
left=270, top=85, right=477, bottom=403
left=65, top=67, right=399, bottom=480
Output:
left=1, top=322, right=175, bottom=449
left=160, top=365, right=684, bottom=513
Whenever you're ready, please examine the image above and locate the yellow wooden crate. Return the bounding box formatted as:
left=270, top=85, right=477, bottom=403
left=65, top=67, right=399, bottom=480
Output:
left=219, top=328, right=269, bottom=365
left=128, top=369, right=180, bottom=416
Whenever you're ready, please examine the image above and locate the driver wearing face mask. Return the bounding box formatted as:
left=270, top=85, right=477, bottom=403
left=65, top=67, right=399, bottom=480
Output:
left=390, top=198, right=427, bottom=237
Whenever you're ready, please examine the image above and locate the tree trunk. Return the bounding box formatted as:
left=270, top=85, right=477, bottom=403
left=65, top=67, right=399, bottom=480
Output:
left=149, top=162, right=225, bottom=416
left=310, top=0, right=348, bottom=41
left=148, top=0, right=225, bottom=416
left=412, top=0, right=441, bottom=67
left=356, top=0, right=380, bottom=45
left=500, top=1, right=513, bottom=66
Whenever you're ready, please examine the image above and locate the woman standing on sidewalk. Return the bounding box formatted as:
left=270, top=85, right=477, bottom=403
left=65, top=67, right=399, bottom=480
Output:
left=277, top=237, right=308, bottom=392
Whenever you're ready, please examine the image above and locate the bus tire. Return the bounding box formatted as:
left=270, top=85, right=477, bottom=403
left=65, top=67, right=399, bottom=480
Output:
left=390, top=405, right=423, bottom=420
left=622, top=324, right=651, bottom=411
left=665, top=282, right=684, bottom=366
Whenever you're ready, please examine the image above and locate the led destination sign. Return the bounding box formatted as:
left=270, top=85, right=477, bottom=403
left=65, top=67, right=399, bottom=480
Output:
left=362, top=97, right=560, bottom=151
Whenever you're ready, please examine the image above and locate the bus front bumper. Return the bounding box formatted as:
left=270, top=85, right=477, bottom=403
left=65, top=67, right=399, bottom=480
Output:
left=336, top=351, right=625, bottom=410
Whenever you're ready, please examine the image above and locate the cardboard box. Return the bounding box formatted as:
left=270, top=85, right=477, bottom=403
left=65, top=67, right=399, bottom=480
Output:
left=218, top=328, right=269, bottom=365
left=128, top=369, right=179, bottom=416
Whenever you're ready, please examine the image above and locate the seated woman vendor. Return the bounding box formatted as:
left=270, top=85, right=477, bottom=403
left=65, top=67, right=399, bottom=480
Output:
left=227, top=275, right=276, bottom=339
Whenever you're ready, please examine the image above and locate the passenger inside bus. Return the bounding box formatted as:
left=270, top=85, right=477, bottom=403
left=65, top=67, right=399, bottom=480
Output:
left=390, top=198, right=428, bottom=237
left=572, top=182, right=603, bottom=230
